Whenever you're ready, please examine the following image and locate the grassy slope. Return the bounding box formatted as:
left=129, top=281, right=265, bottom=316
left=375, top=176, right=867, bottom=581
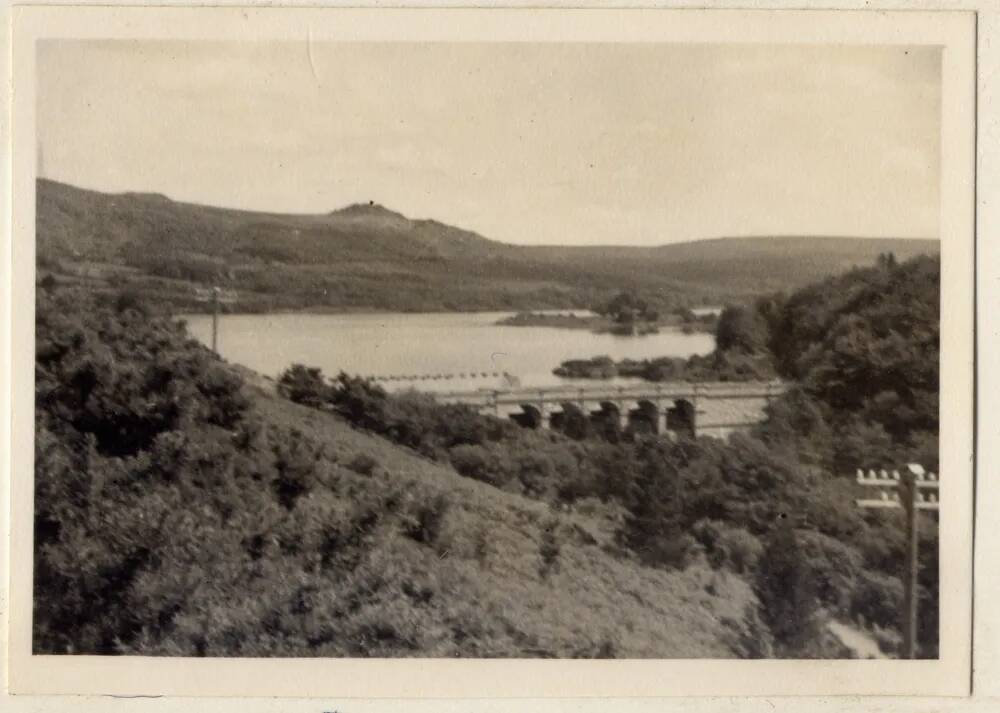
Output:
left=219, top=368, right=767, bottom=658
left=37, top=178, right=939, bottom=313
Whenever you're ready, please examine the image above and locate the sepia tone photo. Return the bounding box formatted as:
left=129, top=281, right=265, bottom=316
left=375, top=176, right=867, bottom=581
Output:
left=6, top=5, right=978, bottom=699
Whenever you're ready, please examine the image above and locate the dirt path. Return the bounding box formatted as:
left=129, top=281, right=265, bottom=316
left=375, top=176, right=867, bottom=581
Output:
left=827, top=620, right=886, bottom=659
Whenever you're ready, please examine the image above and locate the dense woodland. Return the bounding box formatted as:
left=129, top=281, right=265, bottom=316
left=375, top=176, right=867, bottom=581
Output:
left=34, top=253, right=940, bottom=658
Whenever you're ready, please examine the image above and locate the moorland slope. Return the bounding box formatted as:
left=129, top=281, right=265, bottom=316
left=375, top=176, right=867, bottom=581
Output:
left=37, top=178, right=939, bottom=313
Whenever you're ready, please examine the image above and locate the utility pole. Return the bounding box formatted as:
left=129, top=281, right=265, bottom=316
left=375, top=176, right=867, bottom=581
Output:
left=211, top=286, right=220, bottom=353
left=194, top=286, right=238, bottom=354
left=856, top=463, right=939, bottom=659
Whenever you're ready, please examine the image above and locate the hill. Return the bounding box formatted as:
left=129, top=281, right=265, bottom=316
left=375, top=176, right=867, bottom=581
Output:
left=36, top=178, right=939, bottom=313
left=33, top=290, right=769, bottom=657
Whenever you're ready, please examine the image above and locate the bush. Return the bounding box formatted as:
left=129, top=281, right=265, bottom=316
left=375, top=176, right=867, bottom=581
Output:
left=329, top=373, right=390, bottom=432
left=538, top=519, right=562, bottom=578
left=231, top=415, right=264, bottom=452
left=756, top=525, right=821, bottom=655
left=35, top=291, right=248, bottom=458
left=514, top=451, right=561, bottom=498
left=794, top=530, right=864, bottom=615
left=114, top=288, right=149, bottom=316
left=691, top=519, right=763, bottom=575
left=403, top=494, right=450, bottom=546
left=323, top=376, right=502, bottom=460
left=278, top=364, right=330, bottom=408
left=449, top=444, right=499, bottom=486
left=271, top=429, right=322, bottom=509
left=850, top=569, right=903, bottom=631
left=197, top=363, right=250, bottom=428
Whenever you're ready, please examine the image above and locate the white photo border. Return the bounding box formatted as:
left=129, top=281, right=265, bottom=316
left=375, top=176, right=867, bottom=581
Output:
left=5, top=3, right=977, bottom=699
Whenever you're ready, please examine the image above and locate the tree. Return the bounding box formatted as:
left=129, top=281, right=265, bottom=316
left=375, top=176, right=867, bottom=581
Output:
left=877, top=252, right=898, bottom=269
left=771, top=255, right=939, bottom=448
left=595, top=290, right=657, bottom=325
left=715, top=305, right=769, bottom=354
left=621, top=439, right=696, bottom=568
left=756, top=524, right=821, bottom=655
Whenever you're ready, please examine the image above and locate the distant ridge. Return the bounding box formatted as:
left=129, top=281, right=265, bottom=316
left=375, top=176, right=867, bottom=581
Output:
left=36, top=178, right=939, bottom=313
left=527, top=234, right=938, bottom=252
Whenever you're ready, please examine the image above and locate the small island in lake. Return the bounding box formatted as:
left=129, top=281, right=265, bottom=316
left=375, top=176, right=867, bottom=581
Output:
left=497, top=290, right=719, bottom=336
left=553, top=304, right=779, bottom=383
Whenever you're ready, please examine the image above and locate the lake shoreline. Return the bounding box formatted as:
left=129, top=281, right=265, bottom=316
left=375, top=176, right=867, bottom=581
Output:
left=176, top=306, right=601, bottom=319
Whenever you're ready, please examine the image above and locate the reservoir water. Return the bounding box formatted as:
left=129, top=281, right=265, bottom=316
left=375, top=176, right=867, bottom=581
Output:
left=180, top=311, right=715, bottom=392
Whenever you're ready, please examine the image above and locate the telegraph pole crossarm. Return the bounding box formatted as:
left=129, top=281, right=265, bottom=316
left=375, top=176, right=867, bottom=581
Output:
left=855, top=463, right=939, bottom=659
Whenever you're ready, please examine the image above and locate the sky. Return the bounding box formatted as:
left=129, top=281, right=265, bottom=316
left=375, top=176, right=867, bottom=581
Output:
left=37, top=41, right=941, bottom=246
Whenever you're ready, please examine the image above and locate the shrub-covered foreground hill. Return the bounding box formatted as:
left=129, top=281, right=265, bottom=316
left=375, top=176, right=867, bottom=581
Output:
left=34, top=290, right=770, bottom=657
left=34, top=254, right=939, bottom=659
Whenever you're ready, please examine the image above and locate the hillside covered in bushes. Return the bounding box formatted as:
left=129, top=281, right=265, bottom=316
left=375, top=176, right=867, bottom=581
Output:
left=34, top=288, right=771, bottom=657
left=34, top=253, right=940, bottom=658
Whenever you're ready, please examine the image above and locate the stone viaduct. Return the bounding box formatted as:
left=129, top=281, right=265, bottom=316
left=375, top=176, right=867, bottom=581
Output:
left=434, top=380, right=787, bottom=439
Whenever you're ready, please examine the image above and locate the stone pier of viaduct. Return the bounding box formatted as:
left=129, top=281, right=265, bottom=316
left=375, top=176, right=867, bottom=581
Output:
left=434, top=380, right=787, bottom=440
